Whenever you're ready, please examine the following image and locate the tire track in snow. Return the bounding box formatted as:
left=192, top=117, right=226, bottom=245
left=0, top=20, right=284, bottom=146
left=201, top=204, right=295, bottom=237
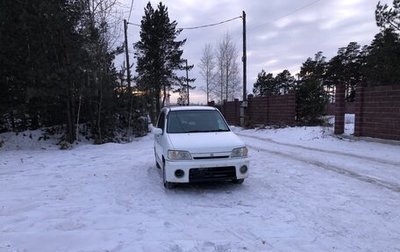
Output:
left=238, top=133, right=400, bottom=167
left=242, top=137, right=400, bottom=193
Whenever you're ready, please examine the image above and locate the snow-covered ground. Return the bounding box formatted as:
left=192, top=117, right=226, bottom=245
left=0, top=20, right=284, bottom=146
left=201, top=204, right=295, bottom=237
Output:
left=1, top=122, right=400, bottom=251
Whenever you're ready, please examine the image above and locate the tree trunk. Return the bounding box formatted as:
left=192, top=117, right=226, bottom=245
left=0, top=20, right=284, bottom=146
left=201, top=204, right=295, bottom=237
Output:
left=162, top=84, right=166, bottom=107
left=66, top=87, right=75, bottom=144
left=155, top=89, right=161, bottom=122
left=96, top=73, right=103, bottom=143
left=75, top=94, right=82, bottom=141
left=226, top=65, right=229, bottom=101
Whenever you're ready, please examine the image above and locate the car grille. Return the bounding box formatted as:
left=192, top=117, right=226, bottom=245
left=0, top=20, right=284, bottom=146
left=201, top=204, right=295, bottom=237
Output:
left=189, top=166, right=236, bottom=182
left=193, top=155, right=229, bottom=160
left=191, top=152, right=231, bottom=160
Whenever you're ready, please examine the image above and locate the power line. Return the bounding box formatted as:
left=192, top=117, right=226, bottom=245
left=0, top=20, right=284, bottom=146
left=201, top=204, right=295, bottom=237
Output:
left=126, top=0, right=322, bottom=30
left=179, top=16, right=242, bottom=30
left=273, top=0, right=322, bottom=22
left=127, top=16, right=242, bottom=30
left=126, top=0, right=323, bottom=33
left=249, top=0, right=323, bottom=31
left=127, top=22, right=140, bottom=27
left=127, top=0, right=134, bottom=23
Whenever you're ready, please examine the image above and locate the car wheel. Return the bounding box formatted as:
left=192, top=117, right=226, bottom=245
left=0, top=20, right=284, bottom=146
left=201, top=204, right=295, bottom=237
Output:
left=155, top=151, right=161, bottom=169
left=163, top=162, right=174, bottom=189
left=232, top=178, right=244, bottom=184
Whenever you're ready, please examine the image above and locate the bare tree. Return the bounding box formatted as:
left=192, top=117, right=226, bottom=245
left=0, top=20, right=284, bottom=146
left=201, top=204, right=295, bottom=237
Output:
left=83, top=0, right=121, bottom=49
left=227, top=58, right=241, bottom=99
left=213, top=33, right=241, bottom=104
left=79, top=0, right=120, bottom=143
left=215, top=37, right=226, bottom=104
left=199, top=44, right=216, bottom=103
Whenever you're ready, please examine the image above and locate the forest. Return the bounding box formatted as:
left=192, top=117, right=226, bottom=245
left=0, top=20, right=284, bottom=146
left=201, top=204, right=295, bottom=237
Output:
left=0, top=1, right=187, bottom=145
left=1, top=0, right=399, bottom=145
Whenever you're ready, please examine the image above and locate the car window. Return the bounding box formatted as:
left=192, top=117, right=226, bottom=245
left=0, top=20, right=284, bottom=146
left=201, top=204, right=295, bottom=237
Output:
left=157, top=111, right=165, bottom=131
left=167, top=110, right=230, bottom=133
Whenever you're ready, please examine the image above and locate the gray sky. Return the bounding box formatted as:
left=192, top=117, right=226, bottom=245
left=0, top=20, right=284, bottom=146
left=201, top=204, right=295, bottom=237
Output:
left=118, top=0, right=389, bottom=104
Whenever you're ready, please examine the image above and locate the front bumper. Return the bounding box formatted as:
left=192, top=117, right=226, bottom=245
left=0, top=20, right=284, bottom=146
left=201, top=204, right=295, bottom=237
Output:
left=164, top=158, right=249, bottom=183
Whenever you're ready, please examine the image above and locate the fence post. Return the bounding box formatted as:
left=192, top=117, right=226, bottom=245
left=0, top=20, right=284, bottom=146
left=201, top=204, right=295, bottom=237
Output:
left=266, top=95, right=270, bottom=125
left=222, top=99, right=227, bottom=118
left=334, top=83, right=345, bottom=134
left=354, top=83, right=365, bottom=137
left=234, top=99, right=240, bottom=126
left=244, top=94, right=253, bottom=127
left=289, top=92, right=296, bottom=125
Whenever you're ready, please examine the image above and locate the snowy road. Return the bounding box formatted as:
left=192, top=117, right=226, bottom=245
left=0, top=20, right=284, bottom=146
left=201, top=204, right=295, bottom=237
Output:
left=1, top=127, right=400, bottom=251
left=239, top=133, right=400, bottom=193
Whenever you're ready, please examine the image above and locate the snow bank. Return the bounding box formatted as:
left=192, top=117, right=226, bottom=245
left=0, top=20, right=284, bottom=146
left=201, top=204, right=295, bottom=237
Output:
left=1, top=124, right=400, bottom=251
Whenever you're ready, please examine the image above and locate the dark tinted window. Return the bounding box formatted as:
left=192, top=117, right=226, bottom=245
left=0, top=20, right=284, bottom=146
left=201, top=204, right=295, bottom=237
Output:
left=167, top=110, right=230, bottom=133
left=157, top=111, right=165, bottom=131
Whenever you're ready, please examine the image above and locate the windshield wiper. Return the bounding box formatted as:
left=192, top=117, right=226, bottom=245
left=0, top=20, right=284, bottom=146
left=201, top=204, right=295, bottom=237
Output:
left=214, top=129, right=230, bottom=132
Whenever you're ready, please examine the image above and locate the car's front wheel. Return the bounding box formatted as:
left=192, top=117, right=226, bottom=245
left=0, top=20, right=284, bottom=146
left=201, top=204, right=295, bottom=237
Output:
left=163, top=161, right=174, bottom=189
left=154, top=149, right=161, bottom=169
left=232, top=178, right=244, bottom=184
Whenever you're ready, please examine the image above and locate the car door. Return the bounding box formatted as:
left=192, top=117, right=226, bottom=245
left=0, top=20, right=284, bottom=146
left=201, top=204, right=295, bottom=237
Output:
left=154, top=110, right=166, bottom=165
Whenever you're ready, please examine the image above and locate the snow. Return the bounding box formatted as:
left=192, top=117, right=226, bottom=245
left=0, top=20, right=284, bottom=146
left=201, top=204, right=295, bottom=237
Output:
left=0, top=130, right=61, bottom=151
left=1, top=123, right=400, bottom=251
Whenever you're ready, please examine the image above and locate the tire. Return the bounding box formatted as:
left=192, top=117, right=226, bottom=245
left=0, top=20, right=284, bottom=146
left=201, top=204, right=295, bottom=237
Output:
left=155, top=151, right=161, bottom=169
left=232, top=178, right=244, bottom=184
left=163, top=162, right=174, bottom=189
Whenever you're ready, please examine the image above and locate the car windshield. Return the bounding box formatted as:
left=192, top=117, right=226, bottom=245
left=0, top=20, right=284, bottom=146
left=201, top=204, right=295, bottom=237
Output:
left=167, top=110, right=230, bottom=133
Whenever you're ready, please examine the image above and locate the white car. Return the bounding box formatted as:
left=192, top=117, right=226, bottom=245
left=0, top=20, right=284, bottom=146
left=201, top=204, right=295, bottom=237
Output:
left=153, top=106, right=249, bottom=189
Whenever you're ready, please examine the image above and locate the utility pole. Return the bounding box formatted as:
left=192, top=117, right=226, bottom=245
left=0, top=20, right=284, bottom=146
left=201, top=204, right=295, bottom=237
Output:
left=124, top=19, right=133, bottom=138
left=185, top=59, right=190, bottom=105
left=124, top=19, right=132, bottom=93
left=242, top=11, right=247, bottom=102
left=240, top=11, right=247, bottom=127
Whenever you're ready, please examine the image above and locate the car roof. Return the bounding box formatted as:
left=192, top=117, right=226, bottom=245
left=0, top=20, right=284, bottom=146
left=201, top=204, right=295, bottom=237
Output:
left=166, top=106, right=217, bottom=112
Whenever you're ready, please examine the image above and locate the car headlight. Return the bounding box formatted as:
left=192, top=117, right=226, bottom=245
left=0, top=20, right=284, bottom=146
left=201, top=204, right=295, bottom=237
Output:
left=167, top=150, right=192, bottom=160
left=231, top=147, right=248, bottom=158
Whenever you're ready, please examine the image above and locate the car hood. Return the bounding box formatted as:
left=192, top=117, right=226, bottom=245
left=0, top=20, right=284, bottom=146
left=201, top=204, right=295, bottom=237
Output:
left=167, top=131, right=245, bottom=153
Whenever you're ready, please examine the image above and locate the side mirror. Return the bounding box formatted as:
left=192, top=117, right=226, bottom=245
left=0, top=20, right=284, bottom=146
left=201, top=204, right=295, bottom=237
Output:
left=152, top=127, right=163, bottom=135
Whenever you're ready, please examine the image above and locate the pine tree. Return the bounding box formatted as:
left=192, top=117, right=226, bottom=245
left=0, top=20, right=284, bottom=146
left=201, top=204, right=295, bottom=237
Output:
left=363, top=29, right=400, bottom=86
left=296, top=52, right=329, bottom=125
left=275, top=70, right=295, bottom=95
left=376, top=0, right=400, bottom=32
left=0, top=0, right=122, bottom=143
left=175, top=60, right=195, bottom=105
left=253, top=70, right=278, bottom=96
left=0, top=0, right=26, bottom=130
left=134, top=2, right=188, bottom=121
left=0, top=1, right=85, bottom=134
left=326, top=42, right=364, bottom=101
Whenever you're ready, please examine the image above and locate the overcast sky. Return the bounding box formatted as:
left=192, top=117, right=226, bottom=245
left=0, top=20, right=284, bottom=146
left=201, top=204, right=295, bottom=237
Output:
left=118, top=0, right=390, bottom=104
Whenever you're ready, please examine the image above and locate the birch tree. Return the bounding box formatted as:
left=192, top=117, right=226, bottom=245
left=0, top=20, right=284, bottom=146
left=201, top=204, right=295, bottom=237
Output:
left=213, top=33, right=241, bottom=103
left=199, top=44, right=216, bottom=103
